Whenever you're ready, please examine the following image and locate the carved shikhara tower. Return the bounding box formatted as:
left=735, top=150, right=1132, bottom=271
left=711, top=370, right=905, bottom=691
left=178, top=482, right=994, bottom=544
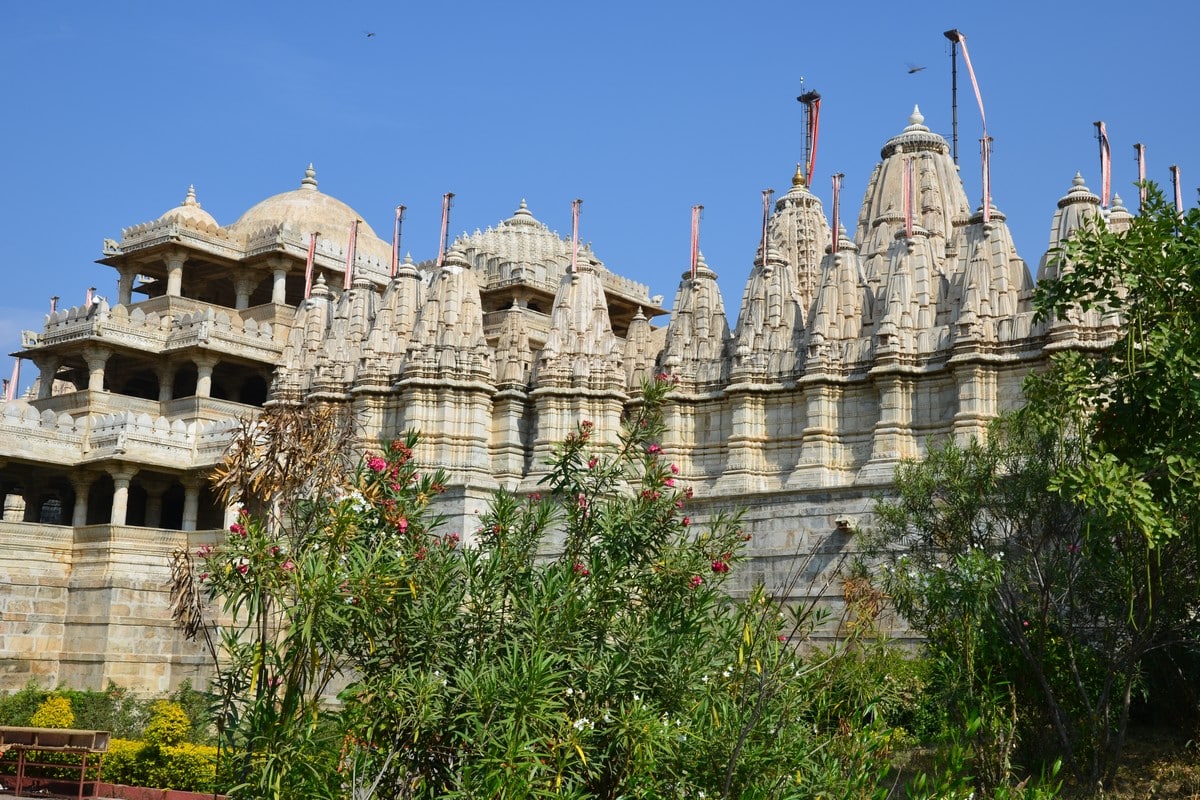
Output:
left=0, top=108, right=1123, bottom=692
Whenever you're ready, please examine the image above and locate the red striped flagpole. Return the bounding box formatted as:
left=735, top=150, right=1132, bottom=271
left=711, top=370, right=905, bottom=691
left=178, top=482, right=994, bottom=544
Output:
left=1171, top=165, right=1183, bottom=216
left=904, top=158, right=914, bottom=239
left=831, top=173, right=843, bottom=254
left=436, top=193, right=454, bottom=267
left=690, top=205, right=703, bottom=279
left=806, top=95, right=821, bottom=187
left=6, top=359, right=19, bottom=401
left=1135, top=143, right=1147, bottom=211
left=946, top=31, right=990, bottom=222
left=981, top=136, right=992, bottom=223
left=343, top=219, right=360, bottom=291
left=760, top=188, right=774, bottom=269
left=391, top=205, right=406, bottom=278
left=304, top=232, right=319, bottom=299
left=1095, top=121, right=1111, bottom=208
left=570, top=199, right=582, bottom=272
left=50, top=296, right=59, bottom=313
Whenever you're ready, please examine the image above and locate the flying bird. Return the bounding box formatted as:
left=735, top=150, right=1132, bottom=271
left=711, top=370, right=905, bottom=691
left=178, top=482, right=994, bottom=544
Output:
left=365, top=31, right=376, bottom=38
left=907, top=63, right=926, bottom=74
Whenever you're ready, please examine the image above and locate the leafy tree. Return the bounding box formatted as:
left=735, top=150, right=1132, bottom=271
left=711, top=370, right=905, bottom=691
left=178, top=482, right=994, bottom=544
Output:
left=176, top=379, right=901, bottom=799
left=869, top=185, right=1200, bottom=789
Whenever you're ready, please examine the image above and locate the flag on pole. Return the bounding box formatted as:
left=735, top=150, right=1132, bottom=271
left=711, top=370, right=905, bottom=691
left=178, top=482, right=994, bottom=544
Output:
left=904, top=158, right=914, bottom=239
left=1135, top=143, right=1147, bottom=211
left=981, top=137, right=992, bottom=224
left=303, top=232, right=319, bottom=299
left=6, top=359, right=19, bottom=401
left=946, top=30, right=990, bottom=222
left=343, top=219, right=360, bottom=291
left=85, top=287, right=95, bottom=306
left=760, top=189, right=774, bottom=269
left=437, top=193, right=454, bottom=267
left=1095, top=121, right=1111, bottom=208
left=570, top=199, right=582, bottom=273
left=831, top=173, right=843, bottom=254
left=1171, top=165, right=1183, bottom=217
left=391, top=205, right=406, bottom=278
left=804, top=94, right=822, bottom=187
left=50, top=296, right=59, bottom=313
left=690, top=205, right=703, bottom=279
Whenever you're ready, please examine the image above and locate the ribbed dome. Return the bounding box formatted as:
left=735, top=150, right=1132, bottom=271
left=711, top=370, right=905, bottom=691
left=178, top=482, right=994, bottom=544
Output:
left=158, top=185, right=219, bottom=231
left=229, top=165, right=391, bottom=260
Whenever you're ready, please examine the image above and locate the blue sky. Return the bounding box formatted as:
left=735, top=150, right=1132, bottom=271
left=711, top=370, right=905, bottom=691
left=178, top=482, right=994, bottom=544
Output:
left=2, top=1, right=1196, bottom=391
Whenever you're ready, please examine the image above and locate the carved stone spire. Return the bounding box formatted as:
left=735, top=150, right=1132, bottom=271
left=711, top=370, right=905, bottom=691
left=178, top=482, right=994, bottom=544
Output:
left=659, top=252, right=730, bottom=387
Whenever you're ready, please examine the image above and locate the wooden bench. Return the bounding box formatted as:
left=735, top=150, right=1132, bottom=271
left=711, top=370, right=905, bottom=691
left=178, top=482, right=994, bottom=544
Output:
left=0, top=727, right=110, bottom=800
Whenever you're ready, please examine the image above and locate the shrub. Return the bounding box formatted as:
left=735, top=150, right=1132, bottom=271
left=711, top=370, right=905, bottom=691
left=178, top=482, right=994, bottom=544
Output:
left=64, top=683, right=150, bottom=738
left=100, top=738, right=218, bottom=793
left=30, top=693, right=75, bottom=728
left=143, top=700, right=190, bottom=746
left=0, top=680, right=47, bottom=726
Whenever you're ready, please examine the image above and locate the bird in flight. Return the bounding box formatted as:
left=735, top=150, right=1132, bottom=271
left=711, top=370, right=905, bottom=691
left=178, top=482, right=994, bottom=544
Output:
left=365, top=31, right=376, bottom=38
left=907, top=63, right=926, bottom=74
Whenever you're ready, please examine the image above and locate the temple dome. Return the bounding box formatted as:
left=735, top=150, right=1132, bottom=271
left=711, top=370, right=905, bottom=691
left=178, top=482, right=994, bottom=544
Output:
left=229, top=165, right=391, bottom=260
left=158, top=185, right=219, bottom=231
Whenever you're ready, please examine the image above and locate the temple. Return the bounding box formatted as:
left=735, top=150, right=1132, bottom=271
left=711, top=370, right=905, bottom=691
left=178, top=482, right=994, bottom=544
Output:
left=0, top=106, right=1121, bottom=692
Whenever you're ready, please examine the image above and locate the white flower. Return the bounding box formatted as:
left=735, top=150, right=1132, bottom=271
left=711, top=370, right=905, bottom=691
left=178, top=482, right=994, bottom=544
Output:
left=565, top=687, right=575, bottom=697
left=572, top=717, right=591, bottom=731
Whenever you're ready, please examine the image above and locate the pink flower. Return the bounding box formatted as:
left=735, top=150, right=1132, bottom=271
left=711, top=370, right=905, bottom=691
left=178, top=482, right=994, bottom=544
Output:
left=588, top=457, right=599, bottom=469
left=711, top=559, right=730, bottom=574
left=397, top=517, right=409, bottom=533
left=778, top=634, right=787, bottom=642
left=237, top=563, right=249, bottom=575
left=573, top=562, right=590, bottom=577
left=269, top=545, right=280, bottom=556
left=682, top=516, right=691, bottom=526
left=577, top=493, right=588, bottom=509
left=199, top=572, right=209, bottom=582
left=647, top=444, right=662, bottom=455
left=688, top=575, right=703, bottom=589
left=195, top=545, right=213, bottom=558
left=367, top=455, right=387, bottom=473
left=229, top=522, right=247, bottom=537
left=281, top=560, right=296, bottom=572
left=445, top=532, right=460, bottom=549
left=670, top=463, right=679, bottom=474
left=239, top=508, right=251, bottom=518
left=664, top=478, right=675, bottom=487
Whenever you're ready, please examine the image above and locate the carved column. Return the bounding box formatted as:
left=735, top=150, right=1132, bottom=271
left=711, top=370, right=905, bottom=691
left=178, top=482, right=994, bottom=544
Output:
left=155, top=363, right=176, bottom=403
left=141, top=476, right=170, bottom=529
left=269, top=257, right=289, bottom=305
left=234, top=275, right=260, bottom=310
left=106, top=465, right=138, bottom=526
left=70, top=474, right=94, bottom=526
left=193, top=355, right=218, bottom=398
left=83, top=345, right=113, bottom=392
left=116, top=266, right=138, bottom=306
left=33, top=355, right=61, bottom=400
left=181, top=474, right=202, bottom=532
left=164, top=249, right=187, bottom=298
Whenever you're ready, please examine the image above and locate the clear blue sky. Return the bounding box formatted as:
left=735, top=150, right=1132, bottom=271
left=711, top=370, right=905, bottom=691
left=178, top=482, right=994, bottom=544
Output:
left=2, top=1, right=1196, bottom=390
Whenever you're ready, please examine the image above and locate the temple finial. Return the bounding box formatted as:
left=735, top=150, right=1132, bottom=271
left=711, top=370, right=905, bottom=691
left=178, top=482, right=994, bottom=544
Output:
left=301, top=163, right=318, bottom=190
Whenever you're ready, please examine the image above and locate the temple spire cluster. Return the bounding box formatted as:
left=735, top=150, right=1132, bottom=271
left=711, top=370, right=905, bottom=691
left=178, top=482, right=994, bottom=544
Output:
left=0, top=109, right=1126, bottom=692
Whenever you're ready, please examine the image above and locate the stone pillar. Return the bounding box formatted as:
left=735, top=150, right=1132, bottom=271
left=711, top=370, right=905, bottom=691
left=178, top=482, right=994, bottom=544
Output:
left=181, top=474, right=202, bottom=532
left=33, top=355, right=61, bottom=400
left=194, top=355, right=218, bottom=398
left=70, top=474, right=94, bottom=526
left=2, top=492, right=26, bottom=522
left=142, top=477, right=170, bottom=529
left=156, top=363, right=177, bottom=403
left=269, top=258, right=289, bottom=305
left=83, top=345, right=112, bottom=392
left=164, top=249, right=187, bottom=298
left=116, top=266, right=138, bottom=306
left=106, top=465, right=138, bottom=526
left=234, top=275, right=259, bottom=310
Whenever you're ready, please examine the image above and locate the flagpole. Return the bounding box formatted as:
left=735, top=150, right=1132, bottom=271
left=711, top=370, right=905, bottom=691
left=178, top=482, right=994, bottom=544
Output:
left=304, top=232, right=319, bottom=299
left=437, top=193, right=454, bottom=267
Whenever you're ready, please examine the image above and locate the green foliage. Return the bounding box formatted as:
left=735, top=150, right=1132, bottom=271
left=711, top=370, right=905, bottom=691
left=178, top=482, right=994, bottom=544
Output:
left=169, top=678, right=216, bottom=744
left=179, top=379, right=912, bottom=800
left=143, top=700, right=191, bottom=746
left=30, top=693, right=75, bottom=728
left=100, top=737, right=218, bottom=793
left=63, top=682, right=151, bottom=739
left=0, top=680, right=48, bottom=726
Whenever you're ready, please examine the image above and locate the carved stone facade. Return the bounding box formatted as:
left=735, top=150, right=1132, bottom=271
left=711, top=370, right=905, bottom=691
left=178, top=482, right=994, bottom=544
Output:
left=0, top=108, right=1116, bottom=692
